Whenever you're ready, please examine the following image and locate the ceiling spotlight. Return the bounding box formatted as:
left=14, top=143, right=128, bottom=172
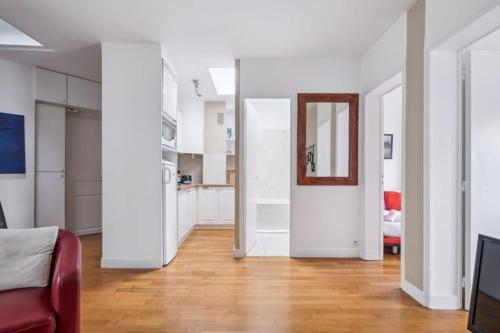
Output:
left=192, top=79, right=202, bottom=98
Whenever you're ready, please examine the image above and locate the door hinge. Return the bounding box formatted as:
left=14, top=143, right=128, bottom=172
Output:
left=461, top=181, right=466, bottom=192
left=462, top=276, right=466, bottom=288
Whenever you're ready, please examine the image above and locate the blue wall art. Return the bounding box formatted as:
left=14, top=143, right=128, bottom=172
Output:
left=0, top=112, right=26, bottom=174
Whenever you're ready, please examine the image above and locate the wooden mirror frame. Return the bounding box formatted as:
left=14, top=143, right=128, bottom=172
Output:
left=297, top=93, right=359, bottom=185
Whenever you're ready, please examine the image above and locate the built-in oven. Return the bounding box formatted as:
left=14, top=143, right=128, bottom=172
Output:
left=162, top=116, right=177, bottom=151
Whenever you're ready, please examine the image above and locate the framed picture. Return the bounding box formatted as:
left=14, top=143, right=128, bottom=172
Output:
left=0, top=112, right=26, bottom=174
left=384, top=134, right=393, bottom=160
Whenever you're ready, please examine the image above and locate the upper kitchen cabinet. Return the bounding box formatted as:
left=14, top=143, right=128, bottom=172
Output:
left=36, top=68, right=67, bottom=105
left=177, top=98, right=204, bottom=154
left=67, top=76, right=101, bottom=111
left=162, top=62, right=178, bottom=122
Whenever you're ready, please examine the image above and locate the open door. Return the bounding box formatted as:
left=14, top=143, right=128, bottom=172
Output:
left=464, top=50, right=500, bottom=309
left=244, top=100, right=258, bottom=254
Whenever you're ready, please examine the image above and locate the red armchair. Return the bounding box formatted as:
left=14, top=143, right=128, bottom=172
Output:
left=0, top=230, right=81, bottom=333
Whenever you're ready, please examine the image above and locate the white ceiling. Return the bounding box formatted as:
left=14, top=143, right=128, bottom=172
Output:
left=0, top=0, right=416, bottom=101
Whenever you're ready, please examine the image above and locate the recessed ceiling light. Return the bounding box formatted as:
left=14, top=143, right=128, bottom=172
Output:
left=0, top=18, right=42, bottom=47
left=209, top=68, right=235, bottom=96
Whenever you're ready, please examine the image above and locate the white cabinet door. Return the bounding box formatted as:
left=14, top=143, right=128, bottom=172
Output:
left=67, top=76, right=101, bottom=111
left=162, top=64, right=177, bottom=121
left=198, top=188, right=219, bottom=223
left=178, top=99, right=204, bottom=154
left=188, top=189, right=197, bottom=230
left=220, top=188, right=235, bottom=223
left=36, top=68, right=67, bottom=105
left=203, top=154, right=226, bottom=184
left=177, top=190, right=189, bottom=241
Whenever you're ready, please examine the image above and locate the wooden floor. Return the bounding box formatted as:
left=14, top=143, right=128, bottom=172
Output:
left=81, top=230, right=468, bottom=333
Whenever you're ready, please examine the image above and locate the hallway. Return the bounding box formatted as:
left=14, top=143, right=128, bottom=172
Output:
left=80, top=230, right=467, bottom=332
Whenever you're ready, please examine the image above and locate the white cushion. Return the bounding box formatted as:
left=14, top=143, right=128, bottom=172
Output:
left=0, top=226, right=58, bottom=292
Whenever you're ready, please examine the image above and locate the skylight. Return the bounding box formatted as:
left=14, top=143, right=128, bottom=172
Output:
left=209, top=68, right=235, bottom=95
left=0, top=18, right=42, bottom=47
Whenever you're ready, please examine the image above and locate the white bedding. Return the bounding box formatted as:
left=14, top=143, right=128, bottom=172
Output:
left=383, top=210, right=402, bottom=237
left=383, top=221, right=401, bottom=237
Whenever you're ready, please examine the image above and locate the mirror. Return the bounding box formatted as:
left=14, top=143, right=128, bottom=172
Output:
left=297, top=94, right=358, bottom=185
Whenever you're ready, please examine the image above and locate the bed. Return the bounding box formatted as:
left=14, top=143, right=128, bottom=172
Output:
left=383, top=191, right=401, bottom=253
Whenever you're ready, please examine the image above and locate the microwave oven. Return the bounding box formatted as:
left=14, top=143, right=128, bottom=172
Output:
left=162, top=117, right=177, bottom=150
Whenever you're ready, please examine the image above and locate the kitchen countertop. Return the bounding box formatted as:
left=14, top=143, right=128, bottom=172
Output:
left=177, top=183, right=235, bottom=191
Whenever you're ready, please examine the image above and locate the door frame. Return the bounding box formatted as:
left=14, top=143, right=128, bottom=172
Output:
left=423, top=3, right=500, bottom=309
left=65, top=108, right=102, bottom=236
left=238, top=97, right=292, bottom=257
left=363, top=72, right=404, bottom=262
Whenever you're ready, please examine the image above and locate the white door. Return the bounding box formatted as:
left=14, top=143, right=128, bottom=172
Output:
left=36, top=172, right=65, bottom=229
left=66, top=111, right=102, bottom=235
left=244, top=100, right=258, bottom=254
left=464, top=50, right=500, bottom=308
left=163, top=163, right=178, bottom=265
left=36, top=104, right=66, bottom=172
left=35, top=103, right=66, bottom=229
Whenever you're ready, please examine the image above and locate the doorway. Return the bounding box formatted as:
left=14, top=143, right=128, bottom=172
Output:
left=382, top=86, right=403, bottom=257
left=244, top=98, right=291, bottom=256
left=65, top=109, right=102, bottom=235
left=35, top=102, right=102, bottom=235
left=363, top=72, right=404, bottom=263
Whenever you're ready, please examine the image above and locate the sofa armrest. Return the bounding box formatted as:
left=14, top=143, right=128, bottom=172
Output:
left=51, top=230, right=81, bottom=333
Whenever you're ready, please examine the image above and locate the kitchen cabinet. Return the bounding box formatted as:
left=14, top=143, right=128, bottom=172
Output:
left=198, top=188, right=219, bottom=223
left=162, top=64, right=178, bottom=122
left=188, top=189, right=198, bottom=229
left=220, top=188, right=235, bottom=223
left=178, top=188, right=198, bottom=244
left=67, top=76, right=101, bottom=111
left=36, top=68, right=102, bottom=111
left=36, top=68, right=67, bottom=105
left=203, top=154, right=226, bottom=184
left=198, top=187, right=234, bottom=225
left=177, top=98, right=204, bottom=154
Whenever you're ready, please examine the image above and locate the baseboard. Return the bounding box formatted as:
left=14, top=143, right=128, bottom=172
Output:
left=290, top=247, right=360, bottom=258
left=195, top=224, right=234, bottom=230
left=100, top=257, right=162, bottom=269
left=427, top=294, right=461, bottom=310
left=233, top=248, right=245, bottom=258
left=178, top=226, right=194, bottom=246
left=401, top=280, right=426, bottom=306
left=74, top=227, right=102, bottom=236
left=360, top=251, right=383, bottom=261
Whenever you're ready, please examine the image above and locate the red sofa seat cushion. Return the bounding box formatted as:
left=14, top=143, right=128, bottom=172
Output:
left=384, top=191, right=401, bottom=211
left=384, top=237, right=401, bottom=246
left=0, top=287, right=56, bottom=333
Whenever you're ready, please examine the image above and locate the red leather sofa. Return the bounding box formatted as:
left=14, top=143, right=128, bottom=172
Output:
left=0, top=230, right=81, bottom=333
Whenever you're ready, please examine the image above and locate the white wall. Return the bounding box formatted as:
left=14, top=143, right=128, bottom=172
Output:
left=239, top=58, right=361, bottom=257
left=360, top=13, right=407, bottom=263
left=101, top=43, right=163, bottom=268
left=383, top=86, right=403, bottom=192
left=468, top=50, right=500, bottom=299
left=361, top=14, right=407, bottom=94
left=425, top=0, right=500, bottom=49
left=0, top=59, right=36, bottom=229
